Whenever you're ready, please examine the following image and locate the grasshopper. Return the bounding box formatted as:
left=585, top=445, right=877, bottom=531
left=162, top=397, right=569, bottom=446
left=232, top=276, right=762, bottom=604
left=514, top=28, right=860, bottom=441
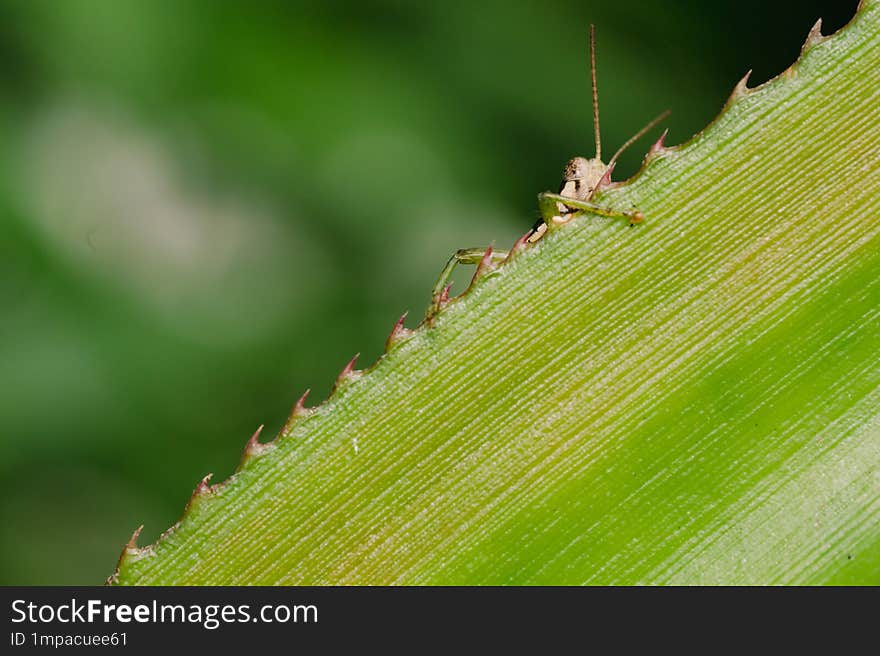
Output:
left=428, top=25, right=668, bottom=319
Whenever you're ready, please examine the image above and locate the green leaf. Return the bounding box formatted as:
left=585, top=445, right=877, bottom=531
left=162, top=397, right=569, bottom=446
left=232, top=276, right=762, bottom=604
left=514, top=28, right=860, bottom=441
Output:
left=113, top=1, right=880, bottom=585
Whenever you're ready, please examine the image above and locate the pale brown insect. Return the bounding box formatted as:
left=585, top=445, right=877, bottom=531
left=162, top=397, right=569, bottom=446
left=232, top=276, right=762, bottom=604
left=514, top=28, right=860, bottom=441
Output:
left=429, top=24, right=668, bottom=318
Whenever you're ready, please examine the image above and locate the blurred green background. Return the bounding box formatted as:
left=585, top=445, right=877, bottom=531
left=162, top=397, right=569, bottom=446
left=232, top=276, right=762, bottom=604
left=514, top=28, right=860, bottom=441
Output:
left=0, top=0, right=857, bottom=584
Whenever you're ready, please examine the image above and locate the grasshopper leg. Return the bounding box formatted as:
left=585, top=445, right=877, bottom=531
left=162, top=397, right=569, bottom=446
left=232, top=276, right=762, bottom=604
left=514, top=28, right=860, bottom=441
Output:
left=428, top=247, right=508, bottom=319
left=538, top=191, right=643, bottom=226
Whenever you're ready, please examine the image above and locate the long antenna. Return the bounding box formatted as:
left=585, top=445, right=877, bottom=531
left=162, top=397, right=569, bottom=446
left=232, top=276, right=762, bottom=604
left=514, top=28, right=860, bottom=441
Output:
left=608, top=109, right=671, bottom=167
left=590, top=24, right=601, bottom=160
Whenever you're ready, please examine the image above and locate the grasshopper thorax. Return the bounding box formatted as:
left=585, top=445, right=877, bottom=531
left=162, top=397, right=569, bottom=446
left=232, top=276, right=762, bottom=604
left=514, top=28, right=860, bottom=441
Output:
left=559, top=156, right=608, bottom=202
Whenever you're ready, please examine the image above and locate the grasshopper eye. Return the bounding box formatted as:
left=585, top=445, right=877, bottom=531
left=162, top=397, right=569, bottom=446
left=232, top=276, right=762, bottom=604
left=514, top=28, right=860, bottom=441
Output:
left=563, top=156, right=589, bottom=181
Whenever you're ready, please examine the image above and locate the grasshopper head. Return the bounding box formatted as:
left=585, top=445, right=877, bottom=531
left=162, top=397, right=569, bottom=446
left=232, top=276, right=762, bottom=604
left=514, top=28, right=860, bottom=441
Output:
left=560, top=156, right=608, bottom=201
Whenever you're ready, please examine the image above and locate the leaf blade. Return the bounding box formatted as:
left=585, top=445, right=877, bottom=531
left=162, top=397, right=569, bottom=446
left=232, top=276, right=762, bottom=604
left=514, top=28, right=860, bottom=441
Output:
left=115, top=2, right=880, bottom=585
